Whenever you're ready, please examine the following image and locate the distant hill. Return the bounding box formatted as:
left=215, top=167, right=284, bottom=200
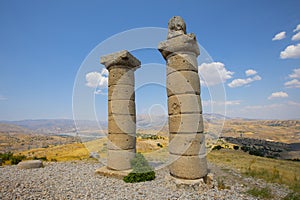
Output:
left=0, top=113, right=229, bottom=134
left=0, top=123, right=32, bottom=134
left=0, top=119, right=107, bottom=134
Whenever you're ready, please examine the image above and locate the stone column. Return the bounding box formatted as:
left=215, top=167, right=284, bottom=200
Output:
left=158, top=16, right=207, bottom=179
left=100, top=50, right=140, bottom=171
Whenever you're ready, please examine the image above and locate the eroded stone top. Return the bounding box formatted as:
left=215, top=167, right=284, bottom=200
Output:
left=159, top=16, right=200, bottom=59
left=168, top=16, right=187, bottom=39
left=100, top=50, right=141, bottom=70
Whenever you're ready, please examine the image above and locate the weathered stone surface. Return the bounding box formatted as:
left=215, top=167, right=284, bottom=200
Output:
left=95, top=166, right=131, bottom=179
left=165, top=175, right=211, bottom=192
left=108, top=67, right=134, bottom=86
left=159, top=16, right=207, bottom=180
left=169, top=133, right=205, bottom=156
left=169, top=154, right=207, bottom=179
left=167, top=53, right=198, bottom=75
left=167, top=71, right=200, bottom=97
left=169, top=114, right=204, bottom=133
left=108, top=100, right=135, bottom=116
left=102, top=50, right=139, bottom=172
left=108, top=114, right=136, bottom=134
left=17, top=160, right=43, bottom=169
left=168, top=94, right=202, bottom=115
left=107, top=149, right=135, bottom=170
left=108, top=85, right=135, bottom=101
left=100, top=50, right=141, bottom=70
left=107, top=133, right=136, bottom=150
left=167, top=16, right=186, bottom=39
left=158, top=34, right=200, bottom=60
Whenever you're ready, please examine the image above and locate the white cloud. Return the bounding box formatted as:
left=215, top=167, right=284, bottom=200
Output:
left=294, top=24, right=300, bottom=32
left=198, top=62, right=234, bottom=86
left=284, top=79, right=300, bottom=88
left=289, top=68, right=300, bottom=79
left=272, top=31, right=286, bottom=41
left=280, top=43, right=300, bottom=59
left=228, top=75, right=261, bottom=88
left=268, top=91, right=288, bottom=100
left=245, top=69, right=257, bottom=76
left=85, top=69, right=109, bottom=94
left=292, top=32, right=300, bottom=41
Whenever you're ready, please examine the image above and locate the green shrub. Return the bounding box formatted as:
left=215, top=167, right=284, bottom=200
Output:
left=233, top=145, right=239, bottom=150
left=241, top=146, right=250, bottom=152
left=11, top=155, right=26, bottom=165
left=0, top=152, right=27, bottom=165
left=249, top=149, right=265, bottom=157
left=212, top=145, right=223, bottom=151
left=157, top=143, right=163, bottom=148
left=0, top=152, right=13, bottom=161
left=123, top=153, right=155, bottom=183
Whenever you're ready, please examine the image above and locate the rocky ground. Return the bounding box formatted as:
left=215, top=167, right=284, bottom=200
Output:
left=0, top=160, right=292, bottom=200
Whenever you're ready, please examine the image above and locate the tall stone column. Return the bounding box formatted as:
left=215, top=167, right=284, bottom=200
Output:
left=100, top=50, right=140, bottom=171
left=158, top=16, right=207, bottom=179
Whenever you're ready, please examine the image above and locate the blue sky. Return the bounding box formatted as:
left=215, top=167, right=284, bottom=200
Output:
left=1, top=0, right=300, bottom=121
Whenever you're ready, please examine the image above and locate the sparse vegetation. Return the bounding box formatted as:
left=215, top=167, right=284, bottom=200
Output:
left=33, top=156, right=48, bottom=161
left=123, top=153, right=155, bottom=183
left=217, top=178, right=230, bottom=190
left=208, top=149, right=300, bottom=193
left=283, top=192, right=300, bottom=200
left=233, top=145, right=239, bottom=150
left=246, top=187, right=273, bottom=199
left=0, top=152, right=26, bottom=165
left=157, top=143, right=163, bottom=148
left=136, top=133, right=163, bottom=140
left=212, top=145, right=223, bottom=151
left=10, top=155, right=26, bottom=165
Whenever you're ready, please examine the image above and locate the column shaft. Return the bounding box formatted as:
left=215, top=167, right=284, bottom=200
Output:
left=100, top=50, right=140, bottom=171
left=158, top=16, right=208, bottom=179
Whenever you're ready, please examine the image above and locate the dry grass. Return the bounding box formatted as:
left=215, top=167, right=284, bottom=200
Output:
left=208, top=149, right=300, bottom=193
left=19, top=142, right=90, bottom=161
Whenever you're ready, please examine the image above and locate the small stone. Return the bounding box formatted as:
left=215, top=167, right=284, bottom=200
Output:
left=17, top=160, right=43, bottom=169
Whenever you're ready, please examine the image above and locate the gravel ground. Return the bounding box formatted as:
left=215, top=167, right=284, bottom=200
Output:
left=0, top=161, right=292, bottom=200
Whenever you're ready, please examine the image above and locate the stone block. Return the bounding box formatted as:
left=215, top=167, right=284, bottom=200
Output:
left=17, top=160, right=43, bottom=169
left=158, top=34, right=200, bottom=59
left=108, top=85, right=134, bottom=101
left=95, top=166, right=131, bottom=179
left=100, top=50, right=141, bottom=70
left=107, top=149, right=135, bottom=170
left=169, top=114, right=204, bottom=133
left=108, top=67, right=134, bottom=86
left=169, top=154, right=207, bottom=179
left=167, top=71, right=200, bottom=97
left=166, top=53, right=198, bottom=75
left=108, top=100, right=135, bottom=116
left=169, top=133, right=205, bottom=156
left=168, top=94, right=202, bottom=115
left=107, top=133, right=136, bottom=150
left=108, top=114, right=136, bottom=134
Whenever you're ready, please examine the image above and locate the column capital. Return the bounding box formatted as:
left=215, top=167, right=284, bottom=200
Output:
left=100, top=50, right=141, bottom=70
left=158, top=34, right=200, bottom=60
